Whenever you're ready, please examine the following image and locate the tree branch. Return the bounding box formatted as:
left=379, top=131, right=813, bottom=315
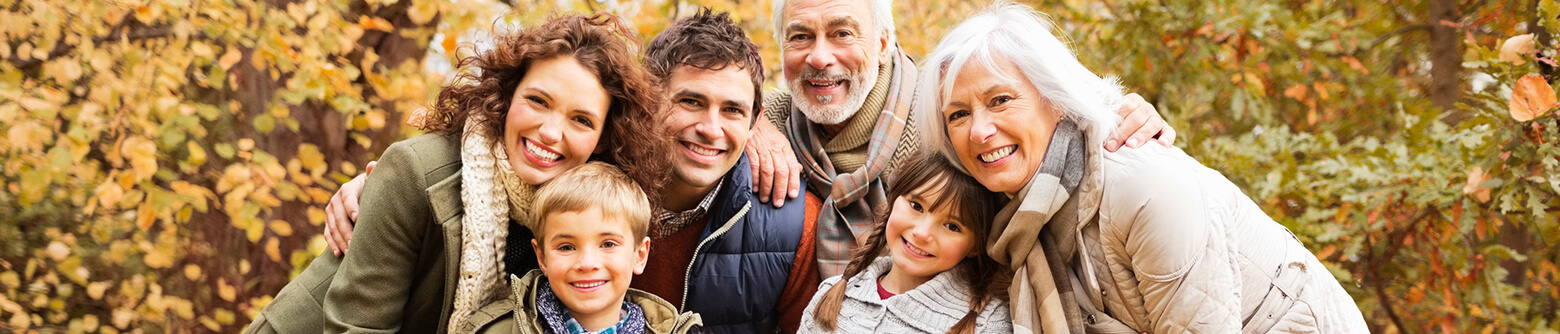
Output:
left=5, top=28, right=206, bottom=70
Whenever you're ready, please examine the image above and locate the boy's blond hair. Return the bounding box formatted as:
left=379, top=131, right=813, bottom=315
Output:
left=529, top=162, right=652, bottom=243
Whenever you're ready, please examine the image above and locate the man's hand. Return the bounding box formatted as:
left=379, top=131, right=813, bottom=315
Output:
left=746, top=114, right=801, bottom=207
left=325, top=161, right=374, bottom=256
left=1106, top=93, right=1177, bottom=152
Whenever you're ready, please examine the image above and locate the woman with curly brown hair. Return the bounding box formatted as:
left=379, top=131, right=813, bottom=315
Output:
left=243, top=13, right=671, bottom=334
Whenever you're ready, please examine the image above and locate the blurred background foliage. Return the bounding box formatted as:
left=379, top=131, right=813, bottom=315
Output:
left=0, top=0, right=1555, bottom=332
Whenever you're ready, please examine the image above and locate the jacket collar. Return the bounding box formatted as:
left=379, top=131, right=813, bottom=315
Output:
left=704, top=153, right=756, bottom=233
left=427, top=169, right=466, bottom=328
left=511, top=271, right=703, bottom=334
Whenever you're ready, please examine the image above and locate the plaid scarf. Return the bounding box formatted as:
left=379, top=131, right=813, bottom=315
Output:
left=789, top=49, right=918, bottom=277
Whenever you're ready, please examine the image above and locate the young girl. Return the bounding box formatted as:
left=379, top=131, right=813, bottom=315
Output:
left=801, top=153, right=1012, bottom=334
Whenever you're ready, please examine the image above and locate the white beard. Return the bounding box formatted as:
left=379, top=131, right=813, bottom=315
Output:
left=789, top=64, right=879, bottom=125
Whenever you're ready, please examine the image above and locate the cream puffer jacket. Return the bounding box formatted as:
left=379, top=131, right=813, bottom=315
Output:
left=992, top=125, right=1370, bottom=334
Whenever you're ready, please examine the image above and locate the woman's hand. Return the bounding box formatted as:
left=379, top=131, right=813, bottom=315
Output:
left=1106, top=93, right=1176, bottom=152
left=325, top=161, right=374, bottom=256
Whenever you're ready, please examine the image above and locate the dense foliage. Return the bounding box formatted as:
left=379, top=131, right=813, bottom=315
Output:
left=0, top=0, right=1554, bottom=332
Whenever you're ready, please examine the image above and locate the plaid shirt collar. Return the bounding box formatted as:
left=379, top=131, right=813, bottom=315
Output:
left=651, top=180, right=723, bottom=239
left=563, top=309, right=633, bottom=334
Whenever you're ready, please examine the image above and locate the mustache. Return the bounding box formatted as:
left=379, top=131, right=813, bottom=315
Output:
left=798, top=67, right=851, bottom=82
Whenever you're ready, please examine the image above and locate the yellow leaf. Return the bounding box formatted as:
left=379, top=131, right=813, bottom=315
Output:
left=307, top=207, right=327, bottom=225
left=87, top=281, right=110, bottom=300
left=1500, top=34, right=1535, bottom=65
left=238, top=138, right=255, bottom=151
left=186, top=141, right=208, bottom=166
left=183, top=264, right=202, bottom=280
left=144, top=246, right=173, bottom=269
left=0, top=271, right=17, bottom=288
left=83, top=314, right=98, bottom=330
left=297, top=143, right=326, bottom=174
left=45, top=241, right=70, bottom=261
left=1510, top=74, right=1557, bottom=121
left=408, top=0, right=438, bottom=25
left=120, top=136, right=159, bottom=181
left=8, top=312, right=27, bottom=330
left=219, top=47, right=244, bottom=70
left=96, top=181, right=124, bottom=209
left=265, top=238, right=281, bottom=262
left=191, top=42, right=214, bottom=59
left=217, top=278, right=236, bottom=302
left=200, top=316, right=220, bottom=331
left=269, top=220, right=294, bottom=237
left=214, top=308, right=235, bottom=324
left=113, top=308, right=134, bottom=329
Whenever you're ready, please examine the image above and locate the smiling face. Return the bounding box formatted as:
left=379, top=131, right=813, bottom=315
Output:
left=882, top=180, right=980, bottom=289
left=532, top=206, right=650, bottom=331
left=502, top=56, right=612, bottom=185
left=941, top=56, right=1059, bottom=196
left=778, top=0, right=890, bottom=125
left=663, top=65, right=757, bottom=193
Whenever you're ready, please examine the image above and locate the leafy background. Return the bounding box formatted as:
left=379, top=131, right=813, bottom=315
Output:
left=1, top=0, right=1557, bottom=332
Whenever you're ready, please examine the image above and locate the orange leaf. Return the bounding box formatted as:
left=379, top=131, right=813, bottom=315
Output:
left=265, top=238, right=281, bottom=262
left=1510, top=74, right=1556, bottom=121
left=1463, top=166, right=1492, bottom=203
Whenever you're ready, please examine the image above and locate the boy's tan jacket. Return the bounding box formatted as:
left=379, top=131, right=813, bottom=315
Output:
left=463, top=270, right=703, bottom=334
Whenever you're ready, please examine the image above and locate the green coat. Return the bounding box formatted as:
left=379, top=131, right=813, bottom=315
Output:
left=245, top=133, right=474, bottom=334
left=463, top=271, right=703, bottom=334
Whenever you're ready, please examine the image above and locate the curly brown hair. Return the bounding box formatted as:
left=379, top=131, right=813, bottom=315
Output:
left=420, top=13, right=671, bottom=207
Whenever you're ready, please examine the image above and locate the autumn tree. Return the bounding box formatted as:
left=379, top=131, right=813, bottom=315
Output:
left=3, top=0, right=1558, bottom=333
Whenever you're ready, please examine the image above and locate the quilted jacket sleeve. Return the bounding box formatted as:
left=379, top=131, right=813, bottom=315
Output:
left=1100, top=145, right=1242, bottom=333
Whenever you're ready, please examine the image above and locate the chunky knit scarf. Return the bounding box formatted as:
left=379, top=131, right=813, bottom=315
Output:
left=790, top=50, right=919, bottom=277
left=448, top=116, right=537, bottom=333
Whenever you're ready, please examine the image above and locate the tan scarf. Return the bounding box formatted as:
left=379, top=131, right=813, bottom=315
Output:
left=792, top=49, right=918, bottom=277
left=988, top=120, right=1100, bottom=334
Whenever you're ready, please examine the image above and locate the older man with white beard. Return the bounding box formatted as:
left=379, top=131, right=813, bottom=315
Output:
left=746, top=0, right=1177, bottom=276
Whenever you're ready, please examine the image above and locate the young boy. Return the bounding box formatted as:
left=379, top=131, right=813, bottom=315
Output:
left=464, top=162, right=702, bottom=334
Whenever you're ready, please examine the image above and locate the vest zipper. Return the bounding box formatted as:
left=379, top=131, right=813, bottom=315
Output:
left=680, top=203, right=750, bottom=311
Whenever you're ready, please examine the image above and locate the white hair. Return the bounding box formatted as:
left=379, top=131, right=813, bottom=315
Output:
left=913, top=0, right=1124, bottom=172
left=771, top=0, right=896, bottom=48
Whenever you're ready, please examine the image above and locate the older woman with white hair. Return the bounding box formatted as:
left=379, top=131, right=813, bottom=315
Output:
left=914, top=2, right=1370, bottom=333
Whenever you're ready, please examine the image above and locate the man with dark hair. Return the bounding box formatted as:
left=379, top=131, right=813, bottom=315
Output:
left=632, top=9, right=819, bottom=334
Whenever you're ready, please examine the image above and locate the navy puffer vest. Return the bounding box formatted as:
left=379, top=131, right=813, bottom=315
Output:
left=681, top=154, right=807, bottom=334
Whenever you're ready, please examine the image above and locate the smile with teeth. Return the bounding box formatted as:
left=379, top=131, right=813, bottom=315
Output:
left=979, top=145, right=1017, bottom=163
left=902, top=237, right=933, bottom=257
left=808, top=80, right=844, bottom=88
left=570, top=280, right=606, bottom=289
left=525, top=139, right=562, bottom=162
left=684, top=142, right=724, bottom=156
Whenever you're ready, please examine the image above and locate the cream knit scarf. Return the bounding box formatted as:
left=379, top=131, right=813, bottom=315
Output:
left=448, top=116, right=537, bottom=333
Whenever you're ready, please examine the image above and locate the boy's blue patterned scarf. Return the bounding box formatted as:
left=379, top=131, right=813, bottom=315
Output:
left=536, top=278, right=647, bottom=334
